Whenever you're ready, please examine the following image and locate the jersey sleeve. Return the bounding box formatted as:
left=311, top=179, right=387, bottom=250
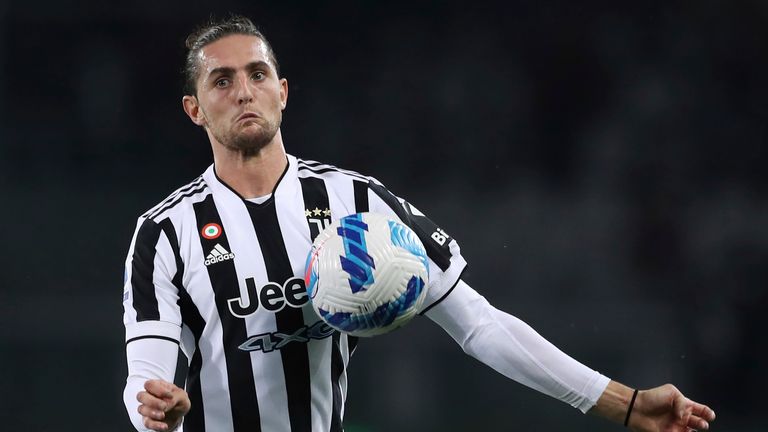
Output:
left=426, top=279, right=610, bottom=413
left=122, top=216, right=185, bottom=430
left=365, top=179, right=467, bottom=313
left=123, top=216, right=184, bottom=342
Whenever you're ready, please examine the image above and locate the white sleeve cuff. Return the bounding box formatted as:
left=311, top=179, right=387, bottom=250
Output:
left=124, top=335, right=183, bottom=431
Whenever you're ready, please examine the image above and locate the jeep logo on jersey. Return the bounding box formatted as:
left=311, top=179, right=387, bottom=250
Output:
left=228, top=276, right=309, bottom=317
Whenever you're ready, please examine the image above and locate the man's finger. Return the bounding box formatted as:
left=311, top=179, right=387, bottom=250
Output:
left=674, top=394, right=690, bottom=419
left=137, top=391, right=168, bottom=411
left=144, top=379, right=174, bottom=398
left=690, top=402, right=716, bottom=421
left=143, top=415, right=170, bottom=431
left=138, top=403, right=166, bottom=421
left=687, top=414, right=710, bottom=430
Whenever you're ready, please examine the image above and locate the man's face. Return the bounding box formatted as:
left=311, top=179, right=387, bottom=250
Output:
left=184, top=34, right=287, bottom=154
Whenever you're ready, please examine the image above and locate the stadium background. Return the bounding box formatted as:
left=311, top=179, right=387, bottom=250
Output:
left=1, top=1, right=765, bottom=430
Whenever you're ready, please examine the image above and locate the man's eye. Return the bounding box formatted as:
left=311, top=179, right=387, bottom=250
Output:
left=215, top=78, right=230, bottom=88
left=252, top=72, right=265, bottom=80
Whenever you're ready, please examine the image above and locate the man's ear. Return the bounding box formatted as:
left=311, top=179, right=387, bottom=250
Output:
left=182, top=95, right=207, bottom=127
left=279, top=78, right=288, bottom=110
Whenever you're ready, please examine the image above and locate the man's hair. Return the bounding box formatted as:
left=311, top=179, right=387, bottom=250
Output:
left=183, top=15, right=280, bottom=96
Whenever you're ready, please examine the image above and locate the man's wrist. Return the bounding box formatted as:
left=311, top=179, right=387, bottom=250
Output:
left=589, top=380, right=637, bottom=425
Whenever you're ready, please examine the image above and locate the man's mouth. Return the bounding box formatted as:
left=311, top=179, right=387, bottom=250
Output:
left=237, top=112, right=260, bottom=122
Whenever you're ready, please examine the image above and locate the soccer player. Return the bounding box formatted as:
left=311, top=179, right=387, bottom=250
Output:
left=122, top=15, right=716, bottom=432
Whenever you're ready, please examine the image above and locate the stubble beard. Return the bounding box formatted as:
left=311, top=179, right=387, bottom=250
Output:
left=213, top=115, right=281, bottom=158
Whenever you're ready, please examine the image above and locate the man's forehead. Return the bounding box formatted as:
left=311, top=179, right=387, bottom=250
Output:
left=198, top=34, right=274, bottom=74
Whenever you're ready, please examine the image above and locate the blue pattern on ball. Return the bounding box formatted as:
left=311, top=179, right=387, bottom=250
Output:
left=388, top=220, right=430, bottom=279
left=318, top=275, right=426, bottom=333
left=337, top=214, right=376, bottom=293
left=304, top=247, right=319, bottom=299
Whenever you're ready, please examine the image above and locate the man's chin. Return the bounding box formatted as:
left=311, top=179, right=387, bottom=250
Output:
left=226, top=130, right=276, bottom=154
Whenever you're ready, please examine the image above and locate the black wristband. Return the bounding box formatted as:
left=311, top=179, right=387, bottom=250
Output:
left=624, top=388, right=639, bottom=427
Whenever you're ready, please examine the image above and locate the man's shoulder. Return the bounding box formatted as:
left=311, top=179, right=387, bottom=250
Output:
left=294, top=156, right=371, bottom=183
left=139, top=173, right=210, bottom=222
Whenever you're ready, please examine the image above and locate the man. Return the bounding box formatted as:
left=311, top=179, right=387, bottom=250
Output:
left=122, top=15, right=715, bottom=432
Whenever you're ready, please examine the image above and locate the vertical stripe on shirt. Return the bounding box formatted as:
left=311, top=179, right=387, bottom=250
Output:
left=194, top=195, right=261, bottom=431
left=178, top=288, right=207, bottom=432
left=131, top=218, right=162, bottom=321
left=247, top=199, right=312, bottom=432
left=299, top=176, right=343, bottom=432
left=347, top=179, right=370, bottom=355
left=159, top=217, right=208, bottom=432
left=353, top=180, right=369, bottom=214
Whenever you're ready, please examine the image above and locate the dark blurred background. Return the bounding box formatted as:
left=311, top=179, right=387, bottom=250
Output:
left=1, top=1, right=766, bottom=430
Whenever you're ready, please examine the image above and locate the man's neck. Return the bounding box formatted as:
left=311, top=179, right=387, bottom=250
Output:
left=211, top=132, right=288, bottom=199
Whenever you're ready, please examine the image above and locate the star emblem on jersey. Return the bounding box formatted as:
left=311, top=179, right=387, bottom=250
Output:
left=204, top=243, right=235, bottom=266
left=305, top=207, right=332, bottom=232
left=201, top=223, right=222, bottom=239
left=305, top=208, right=331, bottom=218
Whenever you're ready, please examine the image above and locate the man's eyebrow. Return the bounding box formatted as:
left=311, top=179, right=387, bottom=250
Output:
left=244, top=61, right=271, bottom=72
left=207, top=66, right=235, bottom=79
left=207, top=61, right=271, bottom=80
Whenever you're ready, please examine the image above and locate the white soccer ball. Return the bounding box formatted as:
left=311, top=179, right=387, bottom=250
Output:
left=304, top=212, right=430, bottom=337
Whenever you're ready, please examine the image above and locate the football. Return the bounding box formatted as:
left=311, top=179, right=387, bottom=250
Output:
left=304, top=212, right=430, bottom=337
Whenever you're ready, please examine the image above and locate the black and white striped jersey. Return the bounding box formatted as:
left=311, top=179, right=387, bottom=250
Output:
left=122, top=154, right=467, bottom=432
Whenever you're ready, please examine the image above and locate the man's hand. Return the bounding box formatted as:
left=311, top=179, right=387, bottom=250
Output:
left=591, top=381, right=715, bottom=431
left=630, top=383, right=716, bottom=431
left=136, top=379, right=191, bottom=431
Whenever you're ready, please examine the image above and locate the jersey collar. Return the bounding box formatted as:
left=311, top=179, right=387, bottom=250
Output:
left=203, top=154, right=300, bottom=206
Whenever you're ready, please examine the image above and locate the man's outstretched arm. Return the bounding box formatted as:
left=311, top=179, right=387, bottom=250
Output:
left=425, top=279, right=715, bottom=430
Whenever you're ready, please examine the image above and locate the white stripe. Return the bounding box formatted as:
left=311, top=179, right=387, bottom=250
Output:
left=144, top=176, right=204, bottom=218
left=205, top=167, right=292, bottom=432
left=122, top=216, right=145, bottom=325
left=153, top=229, right=183, bottom=324
left=297, top=161, right=368, bottom=181
left=286, top=168, right=336, bottom=430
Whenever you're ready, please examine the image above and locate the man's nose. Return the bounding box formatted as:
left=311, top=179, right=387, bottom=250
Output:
left=236, top=75, right=255, bottom=104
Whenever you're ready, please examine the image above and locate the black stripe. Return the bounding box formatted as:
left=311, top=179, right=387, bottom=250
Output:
left=330, top=332, right=344, bottom=432
left=148, top=183, right=208, bottom=220
left=131, top=218, right=163, bottom=321
left=418, top=267, right=466, bottom=316
left=142, top=176, right=204, bottom=218
left=246, top=199, right=311, bottom=432
left=173, top=349, right=189, bottom=394
left=125, top=335, right=179, bottom=345
left=297, top=164, right=367, bottom=181
left=299, top=176, right=331, bottom=240
left=297, top=159, right=324, bottom=167
left=300, top=176, right=344, bottom=431
left=346, top=179, right=368, bottom=363
left=178, top=287, right=207, bottom=432
left=353, top=180, right=369, bottom=213
left=194, top=195, right=261, bottom=430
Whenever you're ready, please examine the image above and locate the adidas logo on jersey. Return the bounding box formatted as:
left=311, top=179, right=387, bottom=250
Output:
left=205, top=244, right=235, bottom=266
